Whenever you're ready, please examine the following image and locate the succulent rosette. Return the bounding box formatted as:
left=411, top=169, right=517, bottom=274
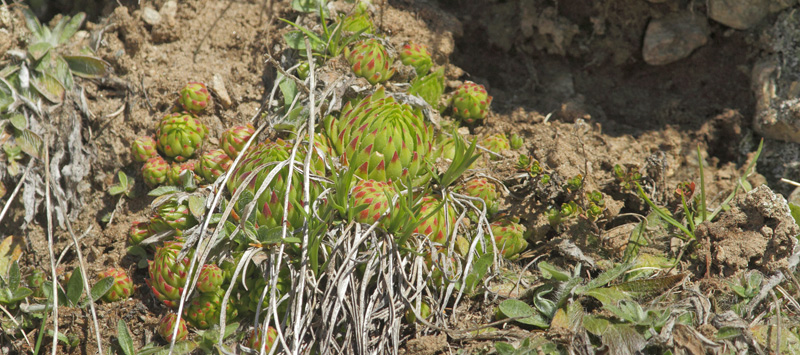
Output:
left=400, top=42, right=433, bottom=75
left=166, top=160, right=198, bottom=186
left=198, top=148, right=232, bottom=183
left=220, top=124, right=255, bottom=159
left=147, top=241, right=194, bottom=308
left=413, top=196, right=456, bottom=244
left=451, top=81, right=492, bottom=124
left=128, top=221, right=151, bottom=245
left=142, top=156, right=169, bottom=187
left=157, top=313, right=188, bottom=342
left=227, top=139, right=325, bottom=229
left=97, top=267, right=133, bottom=303
left=324, top=87, right=435, bottom=187
left=409, top=68, right=445, bottom=111
left=350, top=179, right=397, bottom=224
left=149, top=198, right=198, bottom=234
left=155, top=111, right=208, bottom=162
left=339, top=9, right=374, bottom=35
left=457, top=177, right=499, bottom=216
left=486, top=218, right=528, bottom=260
left=247, top=326, right=278, bottom=352
left=178, top=82, right=212, bottom=114
left=481, top=133, right=510, bottom=160
left=131, top=136, right=158, bottom=163
left=344, top=38, right=395, bottom=85
left=185, top=289, right=238, bottom=329
left=196, top=264, right=224, bottom=294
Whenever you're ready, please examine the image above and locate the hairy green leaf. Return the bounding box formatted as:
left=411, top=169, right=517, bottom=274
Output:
left=63, top=55, right=110, bottom=79
left=117, top=319, right=135, bottom=355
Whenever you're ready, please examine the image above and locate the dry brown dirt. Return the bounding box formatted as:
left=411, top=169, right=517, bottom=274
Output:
left=1, top=0, right=792, bottom=353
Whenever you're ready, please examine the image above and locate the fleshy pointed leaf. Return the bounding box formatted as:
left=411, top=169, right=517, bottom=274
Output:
left=28, top=42, right=52, bottom=61
left=188, top=195, right=206, bottom=219
left=22, top=9, right=45, bottom=40
left=8, top=114, right=27, bottom=131
left=0, top=236, right=24, bottom=281
left=89, top=276, right=114, bottom=303
left=66, top=267, right=84, bottom=305
left=612, top=273, right=686, bottom=299
left=148, top=186, right=182, bottom=196
left=15, top=129, right=44, bottom=160
left=59, top=13, right=86, bottom=45
left=117, top=319, right=135, bottom=355
left=31, top=71, right=65, bottom=103
left=63, top=55, right=110, bottom=79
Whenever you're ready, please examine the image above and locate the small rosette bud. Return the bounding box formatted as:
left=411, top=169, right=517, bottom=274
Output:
left=97, top=267, right=133, bottom=303
left=156, top=112, right=207, bottom=162
left=185, top=289, right=238, bottom=329
left=350, top=179, right=397, bottom=224
left=451, top=81, right=492, bottom=124
left=196, top=264, right=224, bottom=294
left=131, top=136, right=158, bottom=163
left=409, top=68, right=445, bottom=111
left=157, top=313, right=188, bottom=342
left=456, top=177, right=499, bottom=216
left=128, top=221, right=151, bottom=245
left=344, top=38, right=395, bottom=85
left=400, top=42, right=432, bottom=75
left=481, top=133, right=510, bottom=161
left=220, top=124, right=255, bottom=158
left=166, top=160, right=198, bottom=186
left=413, top=196, right=456, bottom=244
left=178, top=82, right=211, bottom=114
left=198, top=149, right=232, bottom=183
left=487, top=218, right=528, bottom=260
left=149, top=198, right=198, bottom=234
left=147, top=241, right=194, bottom=308
left=247, top=326, right=278, bottom=352
left=142, top=156, right=169, bottom=187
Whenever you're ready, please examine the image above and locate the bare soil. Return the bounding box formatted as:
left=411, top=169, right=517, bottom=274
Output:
left=1, top=0, right=796, bottom=353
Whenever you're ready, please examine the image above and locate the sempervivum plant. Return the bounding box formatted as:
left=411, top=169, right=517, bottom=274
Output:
left=196, top=264, right=224, bottom=294
left=149, top=198, right=198, bottom=235
left=185, top=289, right=238, bottom=329
left=481, top=133, right=510, bottom=160
left=166, top=160, right=198, bottom=186
left=198, top=149, right=232, bottom=183
left=409, top=68, right=445, bottom=111
left=344, top=38, right=395, bottom=85
left=220, top=124, right=255, bottom=159
left=156, top=111, right=208, bottom=162
left=457, top=177, right=499, bottom=216
left=178, top=82, right=211, bottom=114
left=350, top=179, right=397, bottom=224
left=324, top=87, right=435, bottom=187
left=227, top=139, right=325, bottom=229
left=142, top=156, right=169, bottom=187
left=451, top=81, right=492, bottom=124
left=97, top=268, right=133, bottom=303
left=247, top=326, right=278, bottom=352
left=400, top=42, right=433, bottom=75
left=128, top=221, right=151, bottom=245
left=486, top=218, right=528, bottom=260
left=157, top=313, right=188, bottom=342
left=147, top=241, right=194, bottom=308
left=131, top=136, right=158, bottom=163
left=414, top=196, right=456, bottom=244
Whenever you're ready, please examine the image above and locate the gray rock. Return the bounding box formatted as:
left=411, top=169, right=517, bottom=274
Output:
left=642, top=12, right=709, bottom=66
left=160, top=1, right=178, bottom=21
left=142, top=7, right=161, bottom=26
left=708, top=0, right=769, bottom=30
left=751, top=11, right=800, bottom=143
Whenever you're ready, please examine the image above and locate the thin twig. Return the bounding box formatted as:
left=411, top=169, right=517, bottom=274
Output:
left=44, top=142, right=58, bottom=355
left=0, top=160, right=34, bottom=226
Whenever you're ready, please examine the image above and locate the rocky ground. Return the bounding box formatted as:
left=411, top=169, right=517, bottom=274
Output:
left=2, top=0, right=800, bottom=354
